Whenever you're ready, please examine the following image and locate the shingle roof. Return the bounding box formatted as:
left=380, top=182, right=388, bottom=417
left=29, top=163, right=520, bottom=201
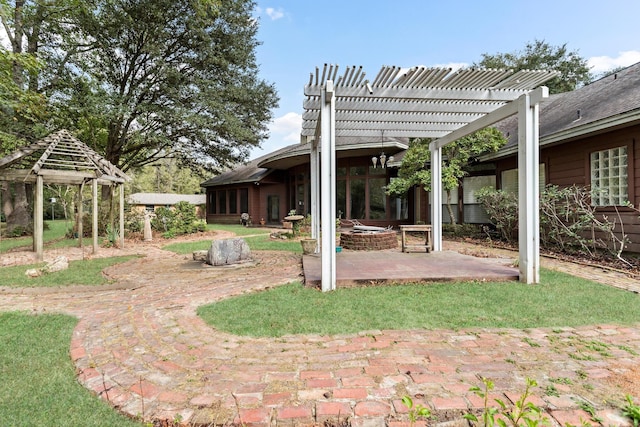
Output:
left=494, top=61, right=640, bottom=153
left=128, top=193, right=205, bottom=205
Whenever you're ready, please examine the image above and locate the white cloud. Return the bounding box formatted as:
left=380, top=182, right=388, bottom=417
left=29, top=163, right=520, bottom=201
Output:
left=588, top=50, right=640, bottom=73
left=265, top=7, right=285, bottom=20
left=270, top=111, right=302, bottom=143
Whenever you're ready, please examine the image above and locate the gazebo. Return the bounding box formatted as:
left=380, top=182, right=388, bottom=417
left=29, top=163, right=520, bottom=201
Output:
left=302, top=64, right=558, bottom=291
left=0, top=129, right=130, bottom=260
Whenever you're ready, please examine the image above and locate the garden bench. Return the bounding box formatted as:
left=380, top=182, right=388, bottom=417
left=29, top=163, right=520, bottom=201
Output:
left=400, top=224, right=432, bottom=253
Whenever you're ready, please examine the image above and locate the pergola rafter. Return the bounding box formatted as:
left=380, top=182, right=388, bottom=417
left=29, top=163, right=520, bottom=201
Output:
left=303, top=64, right=558, bottom=291
left=0, top=129, right=130, bottom=260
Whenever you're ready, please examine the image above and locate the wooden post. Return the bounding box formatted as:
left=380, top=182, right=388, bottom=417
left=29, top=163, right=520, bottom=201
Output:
left=119, top=184, right=125, bottom=249
left=34, top=175, right=44, bottom=261
left=92, top=178, right=98, bottom=254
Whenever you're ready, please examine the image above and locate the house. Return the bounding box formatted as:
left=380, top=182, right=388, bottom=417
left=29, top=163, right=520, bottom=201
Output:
left=479, top=61, right=640, bottom=252
left=201, top=62, right=640, bottom=252
left=127, top=193, right=206, bottom=218
left=200, top=137, right=411, bottom=227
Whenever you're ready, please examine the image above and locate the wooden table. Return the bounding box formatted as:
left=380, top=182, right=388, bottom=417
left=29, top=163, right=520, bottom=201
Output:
left=399, top=225, right=432, bottom=253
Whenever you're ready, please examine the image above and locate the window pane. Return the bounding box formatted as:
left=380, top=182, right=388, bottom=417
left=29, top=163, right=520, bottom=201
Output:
left=369, top=178, right=387, bottom=219
left=336, top=180, right=346, bottom=219
left=591, top=146, right=628, bottom=206
left=349, top=179, right=366, bottom=219
left=240, top=188, right=248, bottom=213
left=218, top=190, right=226, bottom=214
left=228, top=189, right=237, bottom=214
left=350, top=166, right=366, bottom=176
left=369, top=165, right=386, bottom=175
left=209, top=191, right=216, bottom=214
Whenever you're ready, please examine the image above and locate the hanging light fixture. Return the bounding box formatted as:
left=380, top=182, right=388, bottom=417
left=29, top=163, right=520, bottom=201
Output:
left=371, top=130, right=394, bottom=168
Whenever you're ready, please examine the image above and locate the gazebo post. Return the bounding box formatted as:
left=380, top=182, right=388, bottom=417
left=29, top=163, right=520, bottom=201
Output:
left=77, top=183, right=84, bottom=249
left=92, top=178, right=98, bottom=254
left=119, top=183, right=125, bottom=249
left=34, top=175, right=44, bottom=261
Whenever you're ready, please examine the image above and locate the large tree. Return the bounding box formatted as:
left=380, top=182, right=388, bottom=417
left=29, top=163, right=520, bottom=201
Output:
left=474, top=39, right=591, bottom=94
left=387, top=128, right=506, bottom=224
left=59, top=0, right=278, bottom=176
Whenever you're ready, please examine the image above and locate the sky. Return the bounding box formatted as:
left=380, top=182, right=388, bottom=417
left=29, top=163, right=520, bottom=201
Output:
left=249, top=0, right=640, bottom=159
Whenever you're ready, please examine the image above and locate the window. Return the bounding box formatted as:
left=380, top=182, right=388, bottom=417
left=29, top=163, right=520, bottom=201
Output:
left=209, top=191, right=216, bottom=214
left=228, top=189, right=237, bottom=214
left=145, top=205, right=155, bottom=212
left=218, top=190, right=226, bottom=214
left=368, top=177, right=387, bottom=219
left=591, top=146, right=628, bottom=206
left=501, top=164, right=546, bottom=195
left=239, top=188, right=248, bottom=213
left=463, top=175, right=496, bottom=223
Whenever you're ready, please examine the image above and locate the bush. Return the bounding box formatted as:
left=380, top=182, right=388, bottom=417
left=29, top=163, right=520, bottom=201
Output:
left=477, top=185, right=634, bottom=264
left=152, top=201, right=205, bottom=237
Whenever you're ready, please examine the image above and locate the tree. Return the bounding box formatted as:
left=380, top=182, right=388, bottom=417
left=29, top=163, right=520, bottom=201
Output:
left=387, top=128, right=506, bottom=224
left=60, top=0, right=278, bottom=180
left=474, top=39, right=592, bottom=94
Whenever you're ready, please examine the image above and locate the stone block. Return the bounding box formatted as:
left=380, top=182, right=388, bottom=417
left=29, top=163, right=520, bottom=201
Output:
left=207, top=238, right=252, bottom=266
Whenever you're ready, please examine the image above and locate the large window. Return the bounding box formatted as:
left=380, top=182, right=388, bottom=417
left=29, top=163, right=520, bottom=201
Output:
left=590, top=146, right=628, bottom=206
left=218, top=190, right=226, bottom=214
left=228, top=189, right=237, bottom=214
left=501, top=164, right=546, bottom=195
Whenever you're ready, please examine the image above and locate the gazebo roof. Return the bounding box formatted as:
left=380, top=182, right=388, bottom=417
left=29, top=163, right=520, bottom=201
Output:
left=302, top=64, right=559, bottom=140
left=0, top=129, right=129, bottom=185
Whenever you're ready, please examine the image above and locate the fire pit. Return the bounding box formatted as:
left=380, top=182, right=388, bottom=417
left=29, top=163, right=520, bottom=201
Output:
left=339, top=227, right=397, bottom=251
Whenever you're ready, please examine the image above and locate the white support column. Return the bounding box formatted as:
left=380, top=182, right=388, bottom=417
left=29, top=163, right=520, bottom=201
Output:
left=34, top=175, right=44, bottom=261
left=517, top=92, right=540, bottom=284
left=429, top=145, right=443, bottom=251
left=320, top=80, right=336, bottom=292
left=92, top=179, right=99, bottom=254
left=119, top=184, right=125, bottom=249
left=310, top=139, right=320, bottom=251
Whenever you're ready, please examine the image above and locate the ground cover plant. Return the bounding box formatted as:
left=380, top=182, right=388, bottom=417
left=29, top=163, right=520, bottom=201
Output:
left=0, top=255, right=138, bottom=287
left=0, top=312, right=141, bottom=427
left=198, top=269, right=640, bottom=337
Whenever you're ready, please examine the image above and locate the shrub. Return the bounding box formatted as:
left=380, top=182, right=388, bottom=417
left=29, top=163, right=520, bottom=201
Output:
left=152, top=201, right=205, bottom=237
left=476, top=187, right=518, bottom=244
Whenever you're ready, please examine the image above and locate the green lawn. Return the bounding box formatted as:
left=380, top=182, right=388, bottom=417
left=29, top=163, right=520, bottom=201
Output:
left=198, top=269, right=640, bottom=337
left=0, top=256, right=138, bottom=287
left=0, top=312, right=141, bottom=427
left=206, top=223, right=272, bottom=236
left=0, top=219, right=72, bottom=252
left=164, top=231, right=302, bottom=254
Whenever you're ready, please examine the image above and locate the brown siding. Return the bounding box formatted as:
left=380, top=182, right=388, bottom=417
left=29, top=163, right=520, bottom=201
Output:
left=496, top=124, right=640, bottom=253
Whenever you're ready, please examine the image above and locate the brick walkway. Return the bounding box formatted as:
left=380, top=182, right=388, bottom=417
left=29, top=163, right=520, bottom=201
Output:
left=1, top=236, right=639, bottom=426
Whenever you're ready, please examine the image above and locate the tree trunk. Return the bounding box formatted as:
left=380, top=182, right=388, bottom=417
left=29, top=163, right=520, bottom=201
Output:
left=5, top=182, right=32, bottom=234
left=445, top=190, right=457, bottom=225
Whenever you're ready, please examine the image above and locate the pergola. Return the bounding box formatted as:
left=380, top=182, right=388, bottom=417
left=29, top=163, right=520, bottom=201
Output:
left=302, top=64, right=559, bottom=291
left=0, top=129, right=130, bottom=261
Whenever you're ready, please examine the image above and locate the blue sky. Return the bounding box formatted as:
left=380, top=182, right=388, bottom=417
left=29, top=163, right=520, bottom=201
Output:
left=249, top=0, right=640, bottom=159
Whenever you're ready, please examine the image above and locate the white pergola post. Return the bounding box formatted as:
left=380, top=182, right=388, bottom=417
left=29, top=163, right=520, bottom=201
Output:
left=34, top=175, right=44, bottom=261
left=92, top=178, right=99, bottom=254
left=320, top=80, right=336, bottom=292
left=518, top=91, right=543, bottom=284
left=430, top=146, right=443, bottom=252
left=310, top=139, right=320, bottom=251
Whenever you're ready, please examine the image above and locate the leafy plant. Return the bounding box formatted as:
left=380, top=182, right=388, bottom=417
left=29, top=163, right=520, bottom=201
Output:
left=401, top=395, right=432, bottom=426
left=464, top=377, right=549, bottom=427
left=622, top=395, right=640, bottom=427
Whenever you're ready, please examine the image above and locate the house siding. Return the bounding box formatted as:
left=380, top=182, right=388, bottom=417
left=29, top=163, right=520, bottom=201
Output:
left=496, top=124, right=640, bottom=253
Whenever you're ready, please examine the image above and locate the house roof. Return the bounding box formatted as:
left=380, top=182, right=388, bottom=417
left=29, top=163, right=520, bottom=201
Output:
left=128, top=193, right=205, bottom=205
left=486, top=61, right=640, bottom=159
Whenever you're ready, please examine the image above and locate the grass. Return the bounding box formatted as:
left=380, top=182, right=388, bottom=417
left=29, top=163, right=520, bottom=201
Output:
left=206, top=223, right=271, bottom=236
left=0, top=311, right=141, bottom=427
left=0, top=219, right=72, bottom=252
left=198, top=268, right=640, bottom=337
left=164, top=230, right=302, bottom=254
left=0, top=256, right=138, bottom=287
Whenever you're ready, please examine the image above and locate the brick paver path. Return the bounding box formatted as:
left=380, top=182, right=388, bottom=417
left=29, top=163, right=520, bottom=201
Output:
left=1, top=235, right=639, bottom=426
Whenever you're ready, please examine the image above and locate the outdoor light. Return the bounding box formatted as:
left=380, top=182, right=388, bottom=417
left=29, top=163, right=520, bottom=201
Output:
left=372, top=130, right=392, bottom=168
